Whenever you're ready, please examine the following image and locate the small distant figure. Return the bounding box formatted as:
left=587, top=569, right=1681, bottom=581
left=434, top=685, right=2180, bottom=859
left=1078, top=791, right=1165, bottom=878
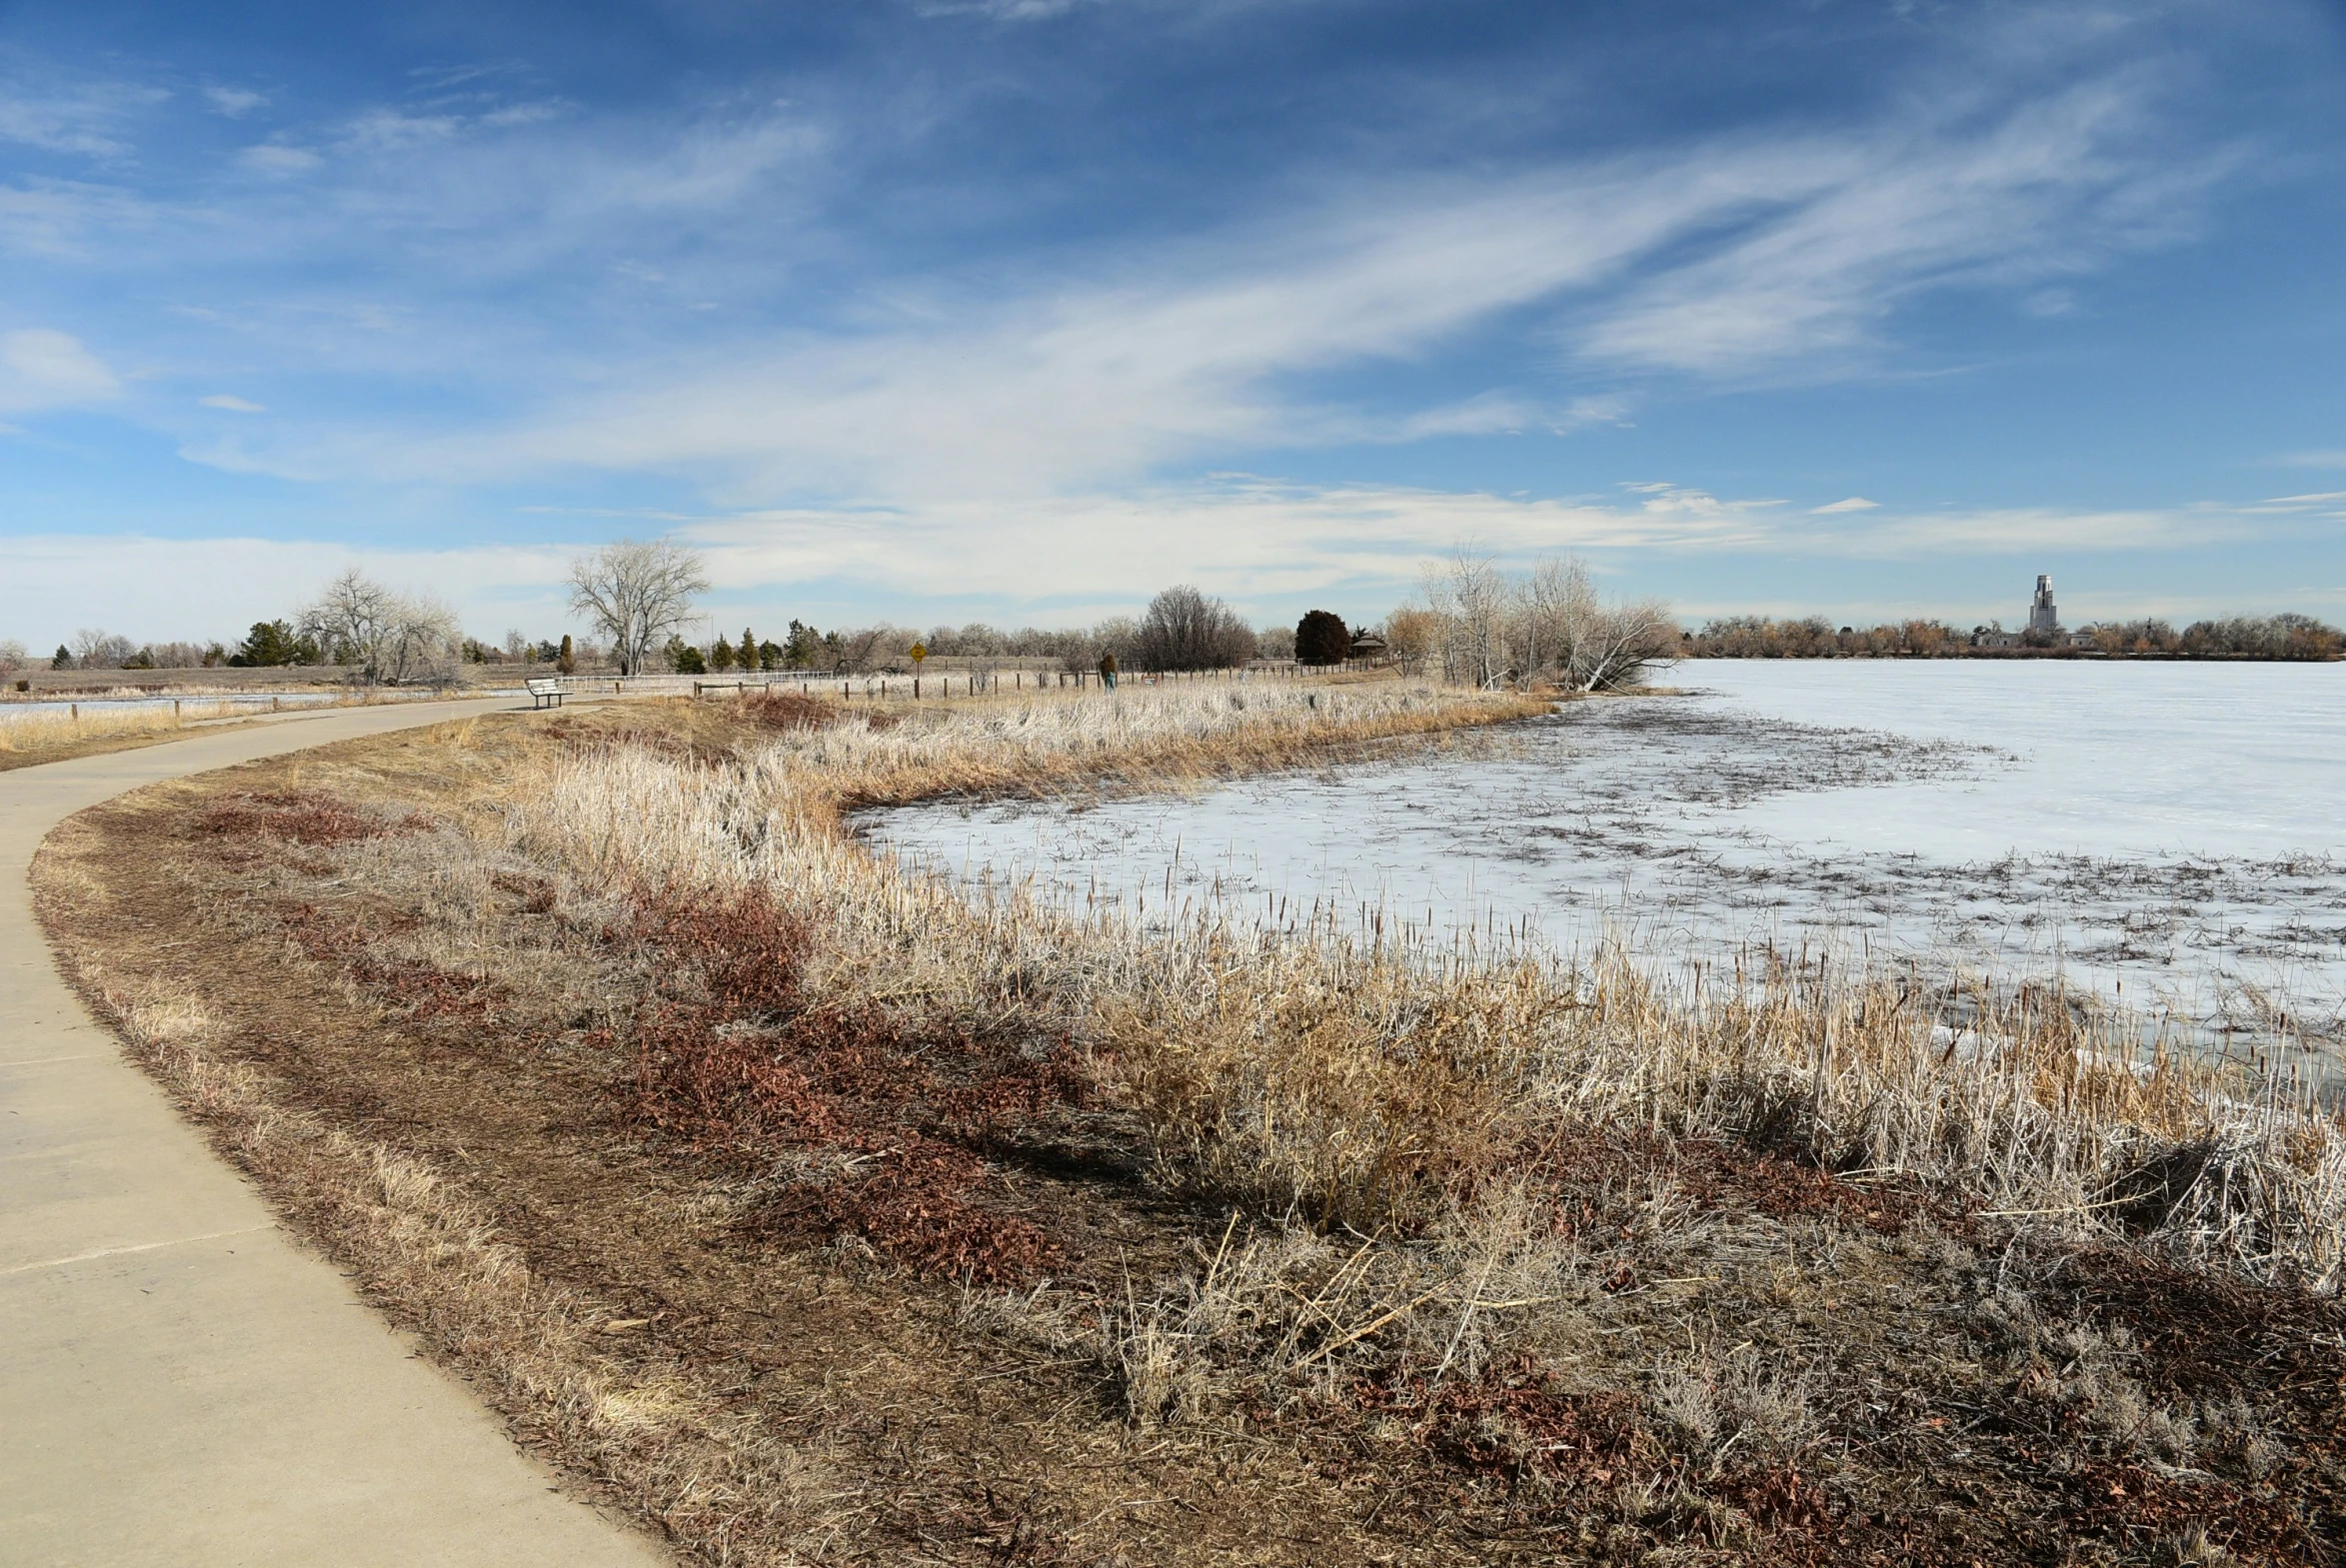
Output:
left=1099, top=651, right=1118, bottom=691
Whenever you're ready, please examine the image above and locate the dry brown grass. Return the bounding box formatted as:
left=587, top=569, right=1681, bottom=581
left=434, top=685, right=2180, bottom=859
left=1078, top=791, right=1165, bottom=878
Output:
left=510, top=686, right=2346, bottom=1290
left=0, top=700, right=250, bottom=769
left=35, top=683, right=2346, bottom=1565
left=0, top=689, right=447, bottom=771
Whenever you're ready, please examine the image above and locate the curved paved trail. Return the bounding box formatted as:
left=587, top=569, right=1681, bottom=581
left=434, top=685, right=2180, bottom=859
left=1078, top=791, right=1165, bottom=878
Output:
left=1, top=702, right=671, bottom=1567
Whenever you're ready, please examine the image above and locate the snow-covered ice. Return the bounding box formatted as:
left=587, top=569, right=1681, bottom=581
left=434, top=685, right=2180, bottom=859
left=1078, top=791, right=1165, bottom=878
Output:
left=863, top=661, right=2346, bottom=1052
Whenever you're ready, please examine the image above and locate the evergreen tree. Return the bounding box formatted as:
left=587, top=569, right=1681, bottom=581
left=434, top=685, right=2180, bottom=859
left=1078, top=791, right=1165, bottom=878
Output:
left=1295, top=609, right=1351, bottom=666
left=51, top=645, right=72, bottom=669
left=231, top=620, right=300, bottom=667
left=708, top=633, right=736, bottom=671
left=557, top=634, right=576, bottom=675
left=741, top=627, right=760, bottom=671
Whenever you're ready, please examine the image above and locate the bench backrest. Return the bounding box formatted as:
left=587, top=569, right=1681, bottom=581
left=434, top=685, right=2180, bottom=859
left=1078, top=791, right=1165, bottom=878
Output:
left=525, top=679, right=563, bottom=695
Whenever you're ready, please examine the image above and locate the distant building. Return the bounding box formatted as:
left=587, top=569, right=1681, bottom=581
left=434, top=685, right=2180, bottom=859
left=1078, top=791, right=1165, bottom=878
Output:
left=2027, top=574, right=2060, bottom=639
left=1972, top=577, right=2083, bottom=650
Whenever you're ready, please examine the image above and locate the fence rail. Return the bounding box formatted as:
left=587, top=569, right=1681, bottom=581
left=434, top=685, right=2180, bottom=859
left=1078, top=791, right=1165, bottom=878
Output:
left=539, top=664, right=1360, bottom=704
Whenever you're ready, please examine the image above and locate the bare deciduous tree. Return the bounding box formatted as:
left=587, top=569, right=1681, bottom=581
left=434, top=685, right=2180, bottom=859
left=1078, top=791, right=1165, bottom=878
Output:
left=300, top=569, right=462, bottom=685
left=0, top=639, right=26, bottom=681
left=568, top=539, right=711, bottom=678
left=1420, top=551, right=1511, bottom=688
left=1412, top=552, right=1678, bottom=693
left=70, top=629, right=139, bottom=669
left=1136, top=585, right=1254, bottom=672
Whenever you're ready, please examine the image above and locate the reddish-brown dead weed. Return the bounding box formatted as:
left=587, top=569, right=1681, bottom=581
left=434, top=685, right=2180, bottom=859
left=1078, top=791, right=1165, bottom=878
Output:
left=197, top=787, right=420, bottom=846
left=614, top=889, right=1087, bottom=1283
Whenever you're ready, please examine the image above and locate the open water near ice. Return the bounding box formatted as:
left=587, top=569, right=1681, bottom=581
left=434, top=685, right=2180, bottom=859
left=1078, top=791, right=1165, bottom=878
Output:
left=866, top=663, right=2346, bottom=1054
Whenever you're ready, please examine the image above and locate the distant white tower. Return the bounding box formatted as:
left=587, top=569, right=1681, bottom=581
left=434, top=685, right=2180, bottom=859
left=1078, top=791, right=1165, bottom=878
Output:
left=2026, top=575, right=2059, bottom=638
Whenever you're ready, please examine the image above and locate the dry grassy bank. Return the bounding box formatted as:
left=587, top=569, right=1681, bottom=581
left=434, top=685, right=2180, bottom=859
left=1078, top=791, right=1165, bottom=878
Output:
left=0, top=699, right=253, bottom=769
left=0, top=689, right=442, bottom=771
left=36, top=681, right=2346, bottom=1566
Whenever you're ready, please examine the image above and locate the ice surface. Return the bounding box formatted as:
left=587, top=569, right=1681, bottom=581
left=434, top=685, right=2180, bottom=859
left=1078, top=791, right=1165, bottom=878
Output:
left=863, top=662, right=2346, bottom=1050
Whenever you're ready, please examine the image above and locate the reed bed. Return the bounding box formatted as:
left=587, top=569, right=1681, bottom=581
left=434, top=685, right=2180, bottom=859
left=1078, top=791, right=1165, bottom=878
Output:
left=507, top=684, right=2346, bottom=1291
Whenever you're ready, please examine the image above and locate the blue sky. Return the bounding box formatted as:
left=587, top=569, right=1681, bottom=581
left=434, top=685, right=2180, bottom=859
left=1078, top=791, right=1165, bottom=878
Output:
left=2, top=0, right=2343, bottom=645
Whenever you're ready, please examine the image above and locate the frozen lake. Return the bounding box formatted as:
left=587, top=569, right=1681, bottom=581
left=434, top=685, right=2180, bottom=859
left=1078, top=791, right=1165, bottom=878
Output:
left=865, top=662, right=2346, bottom=1052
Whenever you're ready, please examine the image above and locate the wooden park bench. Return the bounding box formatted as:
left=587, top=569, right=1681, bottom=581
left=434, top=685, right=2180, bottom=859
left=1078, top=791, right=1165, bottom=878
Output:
left=525, top=678, right=566, bottom=711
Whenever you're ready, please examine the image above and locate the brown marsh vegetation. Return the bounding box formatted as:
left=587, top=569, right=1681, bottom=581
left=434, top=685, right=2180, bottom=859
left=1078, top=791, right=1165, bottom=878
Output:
left=34, top=680, right=2346, bottom=1565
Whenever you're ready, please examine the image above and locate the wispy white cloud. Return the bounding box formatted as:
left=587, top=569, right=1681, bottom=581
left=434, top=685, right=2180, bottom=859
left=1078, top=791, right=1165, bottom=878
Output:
left=0, top=328, right=119, bottom=412
left=199, top=393, right=265, bottom=412
left=915, top=0, right=1105, bottom=20
left=1801, top=503, right=2260, bottom=558
left=340, top=108, right=469, bottom=151
left=165, top=140, right=1927, bottom=496
left=0, top=76, right=167, bottom=158
left=240, top=143, right=323, bottom=175
left=204, top=87, right=268, bottom=119
left=0, top=178, right=154, bottom=257
left=1811, top=497, right=1878, bottom=514
left=158, top=63, right=2216, bottom=506
left=1578, top=82, right=2231, bottom=377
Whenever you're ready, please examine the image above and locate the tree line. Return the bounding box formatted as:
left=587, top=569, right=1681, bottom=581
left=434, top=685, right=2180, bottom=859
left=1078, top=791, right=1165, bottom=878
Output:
left=567, top=542, right=1337, bottom=678
left=1685, top=613, right=2344, bottom=660
left=6, top=536, right=1682, bottom=694
left=3, top=544, right=1374, bottom=686
left=648, top=596, right=1318, bottom=677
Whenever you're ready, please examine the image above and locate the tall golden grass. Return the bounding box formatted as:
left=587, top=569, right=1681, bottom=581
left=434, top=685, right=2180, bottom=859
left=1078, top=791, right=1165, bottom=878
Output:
left=506, top=683, right=2346, bottom=1290
left=0, top=701, right=244, bottom=753
left=0, top=689, right=456, bottom=757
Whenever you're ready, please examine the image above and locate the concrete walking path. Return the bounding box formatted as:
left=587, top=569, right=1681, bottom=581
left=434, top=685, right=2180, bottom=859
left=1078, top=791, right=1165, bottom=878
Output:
left=1, top=701, right=671, bottom=1566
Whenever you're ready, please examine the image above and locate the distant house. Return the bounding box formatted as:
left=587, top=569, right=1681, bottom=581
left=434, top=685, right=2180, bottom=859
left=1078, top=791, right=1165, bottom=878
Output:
left=1973, top=628, right=2017, bottom=650
left=1347, top=630, right=1389, bottom=662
